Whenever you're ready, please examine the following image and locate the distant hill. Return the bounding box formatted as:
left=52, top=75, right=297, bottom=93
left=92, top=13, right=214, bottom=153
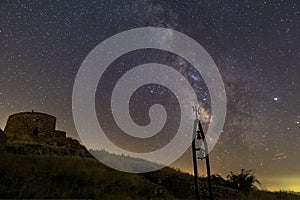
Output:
left=89, top=149, right=164, bottom=173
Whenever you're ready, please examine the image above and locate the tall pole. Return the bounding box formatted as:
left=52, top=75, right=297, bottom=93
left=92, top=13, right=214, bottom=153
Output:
left=198, top=121, right=213, bottom=200
left=192, top=138, right=200, bottom=200
left=192, top=118, right=200, bottom=200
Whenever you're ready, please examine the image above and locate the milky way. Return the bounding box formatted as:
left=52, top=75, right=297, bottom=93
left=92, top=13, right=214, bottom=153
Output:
left=0, top=0, right=299, bottom=191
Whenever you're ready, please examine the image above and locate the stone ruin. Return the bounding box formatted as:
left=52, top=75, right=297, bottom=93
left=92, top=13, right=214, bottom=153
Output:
left=5, top=111, right=65, bottom=141
left=3, top=111, right=90, bottom=157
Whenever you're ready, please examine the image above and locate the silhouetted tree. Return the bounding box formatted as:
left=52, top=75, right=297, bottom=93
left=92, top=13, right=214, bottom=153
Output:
left=211, top=174, right=227, bottom=187
left=227, top=169, right=261, bottom=194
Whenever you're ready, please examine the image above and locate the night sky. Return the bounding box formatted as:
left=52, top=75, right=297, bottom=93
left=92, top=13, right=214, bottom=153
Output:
left=1, top=0, right=299, bottom=192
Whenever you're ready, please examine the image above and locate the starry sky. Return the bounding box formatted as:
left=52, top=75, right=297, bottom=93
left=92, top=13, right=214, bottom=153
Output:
left=1, top=0, right=299, bottom=192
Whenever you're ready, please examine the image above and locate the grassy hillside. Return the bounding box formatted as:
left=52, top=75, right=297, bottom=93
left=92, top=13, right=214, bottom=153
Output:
left=0, top=153, right=173, bottom=199
left=0, top=152, right=299, bottom=200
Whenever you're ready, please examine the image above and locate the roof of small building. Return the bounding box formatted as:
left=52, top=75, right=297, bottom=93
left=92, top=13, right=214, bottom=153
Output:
left=8, top=111, right=56, bottom=119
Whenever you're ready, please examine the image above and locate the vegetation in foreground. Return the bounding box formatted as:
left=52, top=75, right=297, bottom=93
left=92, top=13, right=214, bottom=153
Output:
left=0, top=152, right=299, bottom=200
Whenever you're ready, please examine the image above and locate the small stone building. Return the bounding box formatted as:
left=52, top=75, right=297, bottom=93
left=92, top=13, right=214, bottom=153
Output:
left=3, top=111, right=91, bottom=157
left=4, top=111, right=66, bottom=142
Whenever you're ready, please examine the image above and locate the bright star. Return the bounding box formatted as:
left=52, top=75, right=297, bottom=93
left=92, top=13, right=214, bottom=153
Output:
left=273, top=97, right=278, bottom=101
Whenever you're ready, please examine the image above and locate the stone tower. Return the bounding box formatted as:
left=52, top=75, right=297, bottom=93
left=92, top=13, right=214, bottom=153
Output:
left=4, top=111, right=66, bottom=142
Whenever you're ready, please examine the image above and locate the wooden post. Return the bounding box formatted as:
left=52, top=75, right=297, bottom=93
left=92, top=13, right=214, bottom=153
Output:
left=192, top=118, right=200, bottom=200
left=198, top=121, right=213, bottom=200
left=192, top=138, right=200, bottom=200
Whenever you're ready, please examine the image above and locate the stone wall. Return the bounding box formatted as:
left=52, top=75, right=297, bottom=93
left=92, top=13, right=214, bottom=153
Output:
left=41, top=130, right=66, bottom=138
left=5, top=112, right=56, bottom=141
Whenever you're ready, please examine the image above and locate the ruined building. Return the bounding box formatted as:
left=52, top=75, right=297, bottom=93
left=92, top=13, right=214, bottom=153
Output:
left=5, top=111, right=66, bottom=142
left=3, top=111, right=90, bottom=157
